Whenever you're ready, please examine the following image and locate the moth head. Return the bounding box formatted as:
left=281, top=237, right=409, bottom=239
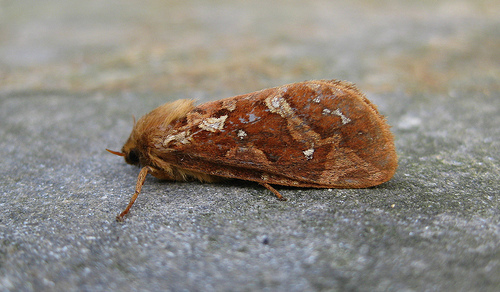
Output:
left=106, top=115, right=142, bottom=166
left=120, top=137, right=142, bottom=166
left=106, top=145, right=140, bottom=166
left=106, top=127, right=144, bottom=167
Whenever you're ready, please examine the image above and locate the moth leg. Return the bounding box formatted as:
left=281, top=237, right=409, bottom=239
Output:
left=116, top=166, right=150, bottom=222
left=260, top=182, right=288, bottom=201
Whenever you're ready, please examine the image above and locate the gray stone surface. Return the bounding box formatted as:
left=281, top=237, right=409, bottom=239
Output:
left=1, top=0, right=499, bottom=291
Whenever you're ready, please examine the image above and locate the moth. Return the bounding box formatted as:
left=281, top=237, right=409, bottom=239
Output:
left=108, top=80, right=397, bottom=221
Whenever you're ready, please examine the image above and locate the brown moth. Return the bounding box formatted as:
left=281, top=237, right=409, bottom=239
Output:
left=108, top=80, right=397, bottom=221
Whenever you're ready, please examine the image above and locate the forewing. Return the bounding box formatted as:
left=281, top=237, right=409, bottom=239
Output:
left=155, top=80, right=397, bottom=188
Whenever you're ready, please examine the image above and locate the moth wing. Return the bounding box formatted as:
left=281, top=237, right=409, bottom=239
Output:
left=156, top=80, right=397, bottom=188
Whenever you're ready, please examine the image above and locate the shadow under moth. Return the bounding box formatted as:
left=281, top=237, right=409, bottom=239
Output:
left=108, top=79, right=397, bottom=221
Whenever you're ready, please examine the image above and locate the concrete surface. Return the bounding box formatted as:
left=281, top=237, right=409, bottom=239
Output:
left=1, top=0, right=499, bottom=291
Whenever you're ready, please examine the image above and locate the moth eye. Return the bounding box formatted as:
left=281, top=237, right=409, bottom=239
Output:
left=125, top=149, right=140, bottom=165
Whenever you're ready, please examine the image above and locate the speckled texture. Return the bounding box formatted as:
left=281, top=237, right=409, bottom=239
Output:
left=1, top=0, right=499, bottom=291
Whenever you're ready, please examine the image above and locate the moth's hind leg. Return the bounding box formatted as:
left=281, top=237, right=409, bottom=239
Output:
left=260, top=182, right=288, bottom=201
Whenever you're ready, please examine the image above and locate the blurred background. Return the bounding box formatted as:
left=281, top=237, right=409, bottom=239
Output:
left=2, top=0, right=497, bottom=96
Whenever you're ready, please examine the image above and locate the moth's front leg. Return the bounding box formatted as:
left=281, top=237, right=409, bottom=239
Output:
left=116, top=166, right=151, bottom=222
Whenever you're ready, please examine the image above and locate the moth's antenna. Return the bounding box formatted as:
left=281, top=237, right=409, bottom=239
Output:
left=106, top=149, right=125, bottom=156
